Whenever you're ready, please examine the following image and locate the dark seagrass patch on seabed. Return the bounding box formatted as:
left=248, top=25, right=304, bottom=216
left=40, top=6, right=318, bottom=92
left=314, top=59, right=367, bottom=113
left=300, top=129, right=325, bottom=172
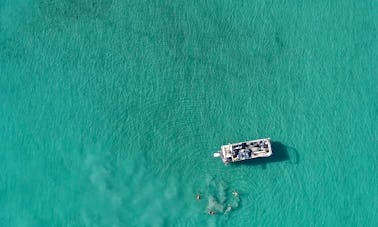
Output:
left=37, top=0, right=113, bottom=21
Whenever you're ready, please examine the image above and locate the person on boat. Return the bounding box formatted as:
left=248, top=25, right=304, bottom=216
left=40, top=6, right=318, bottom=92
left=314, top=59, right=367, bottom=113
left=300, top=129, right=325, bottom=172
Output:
left=208, top=210, right=216, bottom=215
left=196, top=193, right=201, bottom=200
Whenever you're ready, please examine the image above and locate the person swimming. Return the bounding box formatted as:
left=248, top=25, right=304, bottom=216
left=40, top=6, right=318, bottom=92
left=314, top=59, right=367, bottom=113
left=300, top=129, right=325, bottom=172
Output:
left=196, top=193, right=201, bottom=200
left=224, top=204, right=232, bottom=214
left=208, top=210, right=216, bottom=215
left=232, top=190, right=239, bottom=197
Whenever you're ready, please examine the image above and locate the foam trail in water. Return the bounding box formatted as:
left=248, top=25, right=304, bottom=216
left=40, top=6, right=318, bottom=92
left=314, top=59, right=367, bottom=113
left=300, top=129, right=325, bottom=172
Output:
left=217, top=181, right=228, bottom=205
left=207, top=196, right=224, bottom=212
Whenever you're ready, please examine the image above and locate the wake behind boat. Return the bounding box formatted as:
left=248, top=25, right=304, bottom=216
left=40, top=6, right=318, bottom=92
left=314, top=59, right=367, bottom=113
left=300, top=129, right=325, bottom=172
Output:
left=213, top=138, right=272, bottom=164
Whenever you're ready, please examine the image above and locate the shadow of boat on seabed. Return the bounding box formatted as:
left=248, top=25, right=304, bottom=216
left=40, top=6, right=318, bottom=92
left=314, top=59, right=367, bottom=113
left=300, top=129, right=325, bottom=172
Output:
left=237, top=141, right=300, bottom=166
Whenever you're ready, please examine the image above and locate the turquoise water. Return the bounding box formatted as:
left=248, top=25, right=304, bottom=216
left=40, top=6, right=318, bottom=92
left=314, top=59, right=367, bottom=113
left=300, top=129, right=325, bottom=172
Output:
left=1, top=0, right=377, bottom=226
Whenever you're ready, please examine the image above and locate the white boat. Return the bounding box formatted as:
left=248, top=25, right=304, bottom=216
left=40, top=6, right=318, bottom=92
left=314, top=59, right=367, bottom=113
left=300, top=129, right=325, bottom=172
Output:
left=213, top=138, right=273, bottom=164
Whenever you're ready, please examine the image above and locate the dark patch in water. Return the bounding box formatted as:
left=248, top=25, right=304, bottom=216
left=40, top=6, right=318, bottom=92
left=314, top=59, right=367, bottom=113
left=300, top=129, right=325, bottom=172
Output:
left=274, top=31, right=285, bottom=51
left=37, top=0, right=113, bottom=20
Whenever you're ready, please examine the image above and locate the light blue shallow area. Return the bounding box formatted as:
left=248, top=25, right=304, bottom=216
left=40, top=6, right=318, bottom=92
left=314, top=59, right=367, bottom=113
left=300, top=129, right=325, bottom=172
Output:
left=0, top=0, right=377, bottom=226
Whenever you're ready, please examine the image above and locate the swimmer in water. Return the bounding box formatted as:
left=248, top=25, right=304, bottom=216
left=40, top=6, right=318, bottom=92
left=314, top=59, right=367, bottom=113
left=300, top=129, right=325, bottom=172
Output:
left=224, top=204, right=232, bottom=214
left=232, top=190, right=239, bottom=197
left=196, top=193, right=201, bottom=200
left=208, top=210, right=216, bottom=215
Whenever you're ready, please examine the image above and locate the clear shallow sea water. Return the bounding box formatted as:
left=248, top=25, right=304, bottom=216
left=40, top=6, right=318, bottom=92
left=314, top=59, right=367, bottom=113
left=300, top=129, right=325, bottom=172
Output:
left=0, top=0, right=377, bottom=226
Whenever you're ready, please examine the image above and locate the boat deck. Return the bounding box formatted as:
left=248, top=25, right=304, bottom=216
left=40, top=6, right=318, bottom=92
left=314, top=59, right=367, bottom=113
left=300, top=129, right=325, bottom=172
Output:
left=215, top=138, right=272, bottom=164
